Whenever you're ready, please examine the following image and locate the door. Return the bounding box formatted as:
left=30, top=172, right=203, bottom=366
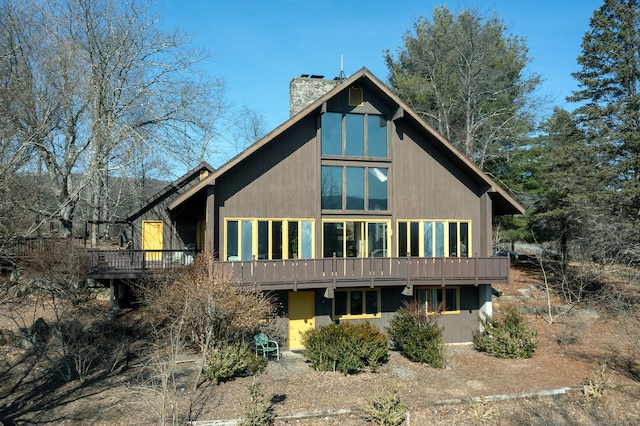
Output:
left=142, top=220, right=163, bottom=262
left=288, top=291, right=315, bottom=350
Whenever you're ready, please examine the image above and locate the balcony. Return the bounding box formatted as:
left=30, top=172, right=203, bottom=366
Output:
left=86, top=249, right=511, bottom=289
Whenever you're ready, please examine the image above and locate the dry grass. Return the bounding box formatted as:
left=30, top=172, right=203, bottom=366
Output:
left=1, top=263, right=640, bottom=425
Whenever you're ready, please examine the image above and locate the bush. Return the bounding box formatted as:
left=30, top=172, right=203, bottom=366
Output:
left=473, top=306, right=538, bottom=358
left=140, top=251, right=273, bottom=353
left=202, top=341, right=267, bottom=384
left=302, top=322, right=388, bottom=375
left=238, top=380, right=274, bottom=426
left=361, top=386, right=407, bottom=425
left=386, top=302, right=446, bottom=368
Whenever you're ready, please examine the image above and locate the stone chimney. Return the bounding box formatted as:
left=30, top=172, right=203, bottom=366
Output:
left=289, top=74, right=341, bottom=117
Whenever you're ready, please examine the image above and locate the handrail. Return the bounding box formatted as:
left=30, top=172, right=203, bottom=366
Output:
left=85, top=250, right=510, bottom=286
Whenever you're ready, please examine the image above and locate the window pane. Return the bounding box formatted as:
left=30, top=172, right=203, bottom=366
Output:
left=350, top=290, right=363, bottom=315
left=416, top=289, right=427, bottom=310
left=321, top=112, right=342, bottom=155
left=398, top=222, right=408, bottom=257
left=449, top=222, right=458, bottom=257
left=368, top=115, right=387, bottom=157
left=435, top=222, right=445, bottom=257
left=368, top=168, right=388, bottom=210
left=366, top=290, right=378, bottom=314
left=257, top=221, right=268, bottom=260
left=323, top=222, right=343, bottom=257
left=424, top=222, right=433, bottom=257
left=460, top=222, right=469, bottom=257
left=431, top=288, right=444, bottom=312
left=335, top=292, right=347, bottom=316
left=288, top=221, right=298, bottom=259
left=301, top=221, right=312, bottom=259
left=446, top=288, right=458, bottom=311
left=345, top=114, right=364, bottom=156
left=346, top=167, right=364, bottom=210
left=321, top=166, right=342, bottom=209
left=241, top=220, right=253, bottom=261
left=345, top=221, right=360, bottom=257
left=227, top=221, right=238, bottom=260
left=271, top=221, right=283, bottom=260
left=410, top=222, right=419, bottom=256
left=368, top=222, right=387, bottom=257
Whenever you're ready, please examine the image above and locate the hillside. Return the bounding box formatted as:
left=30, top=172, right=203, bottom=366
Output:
left=1, top=262, right=639, bottom=425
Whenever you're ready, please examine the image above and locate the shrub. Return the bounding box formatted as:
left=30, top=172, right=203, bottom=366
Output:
left=361, top=386, right=407, bottom=425
left=202, top=341, right=267, bottom=384
left=238, top=380, right=274, bottom=426
left=302, top=321, right=388, bottom=375
left=473, top=306, right=538, bottom=358
left=386, top=302, right=446, bottom=368
left=140, top=251, right=273, bottom=353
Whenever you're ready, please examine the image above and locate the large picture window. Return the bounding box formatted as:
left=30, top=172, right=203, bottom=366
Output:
left=226, top=219, right=313, bottom=261
left=321, top=165, right=388, bottom=211
left=321, top=112, right=388, bottom=158
left=398, top=220, right=470, bottom=257
left=415, top=286, right=460, bottom=314
left=323, top=220, right=390, bottom=258
left=333, top=288, right=381, bottom=319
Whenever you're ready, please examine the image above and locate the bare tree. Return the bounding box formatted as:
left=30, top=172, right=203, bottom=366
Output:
left=230, top=106, right=268, bottom=155
left=0, top=0, right=227, bottom=241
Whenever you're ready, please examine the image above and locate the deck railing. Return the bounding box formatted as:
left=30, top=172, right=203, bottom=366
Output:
left=86, top=249, right=510, bottom=288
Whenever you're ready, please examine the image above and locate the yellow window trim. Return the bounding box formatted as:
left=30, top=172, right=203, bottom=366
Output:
left=224, top=218, right=315, bottom=261
left=321, top=219, right=391, bottom=258
left=415, top=286, right=461, bottom=315
left=397, top=219, right=472, bottom=258
left=332, top=287, right=382, bottom=320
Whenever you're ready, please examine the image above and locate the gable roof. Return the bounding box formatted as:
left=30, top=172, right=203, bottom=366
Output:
left=128, top=161, right=214, bottom=221
left=168, top=68, right=524, bottom=215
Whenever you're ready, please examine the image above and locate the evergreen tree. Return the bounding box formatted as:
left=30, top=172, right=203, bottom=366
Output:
left=569, top=0, right=640, bottom=263
left=531, top=108, right=592, bottom=264
left=384, top=6, right=541, bottom=173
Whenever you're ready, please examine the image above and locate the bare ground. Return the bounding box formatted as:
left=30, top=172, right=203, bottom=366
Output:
left=1, top=264, right=640, bottom=425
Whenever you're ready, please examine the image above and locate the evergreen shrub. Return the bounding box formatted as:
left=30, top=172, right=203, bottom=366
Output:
left=473, top=306, right=538, bottom=358
left=302, top=321, right=388, bottom=375
left=203, top=341, right=267, bottom=384
left=386, top=302, right=446, bottom=368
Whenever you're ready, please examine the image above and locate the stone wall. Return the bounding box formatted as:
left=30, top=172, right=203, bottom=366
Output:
left=289, top=76, right=340, bottom=117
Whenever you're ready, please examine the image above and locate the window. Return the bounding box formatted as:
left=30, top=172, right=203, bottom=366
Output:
left=416, top=287, right=460, bottom=314
left=398, top=220, right=470, bottom=257
left=321, top=112, right=388, bottom=158
left=323, top=220, right=390, bottom=258
left=321, top=165, right=389, bottom=211
left=348, top=86, right=363, bottom=106
left=225, top=219, right=313, bottom=260
left=334, top=288, right=381, bottom=319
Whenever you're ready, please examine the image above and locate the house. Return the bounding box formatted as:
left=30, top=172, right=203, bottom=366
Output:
left=88, top=68, right=524, bottom=347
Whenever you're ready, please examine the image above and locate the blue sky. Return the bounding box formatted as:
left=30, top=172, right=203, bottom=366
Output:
left=161, top=0, right=602, bottom=141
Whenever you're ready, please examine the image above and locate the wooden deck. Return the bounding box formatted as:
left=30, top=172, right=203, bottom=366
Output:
left=86, top=249, right=511, bottom=289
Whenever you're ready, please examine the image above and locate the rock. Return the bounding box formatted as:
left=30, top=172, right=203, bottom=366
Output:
left=0, top=329, right=17, bottom=346
left=24, top=317, right=51, bottom=347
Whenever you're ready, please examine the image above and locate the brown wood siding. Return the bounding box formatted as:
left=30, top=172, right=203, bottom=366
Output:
left=391, top=121, right=492, bottom=257
left=215, top=115, right=320, bottom=253
left=130, top=167, right=209, bottom=251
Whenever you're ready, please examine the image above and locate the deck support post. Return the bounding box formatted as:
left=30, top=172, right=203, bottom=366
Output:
left=108, top=279, right=119, bottom=320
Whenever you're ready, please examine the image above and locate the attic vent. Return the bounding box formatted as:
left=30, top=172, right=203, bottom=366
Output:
left=199, top=170, right=209, bottom=181
left=349, top=86, right=363, bottom=106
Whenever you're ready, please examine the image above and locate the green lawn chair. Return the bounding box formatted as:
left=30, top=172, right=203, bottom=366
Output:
left=254, top=332, right=280, bottom=360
